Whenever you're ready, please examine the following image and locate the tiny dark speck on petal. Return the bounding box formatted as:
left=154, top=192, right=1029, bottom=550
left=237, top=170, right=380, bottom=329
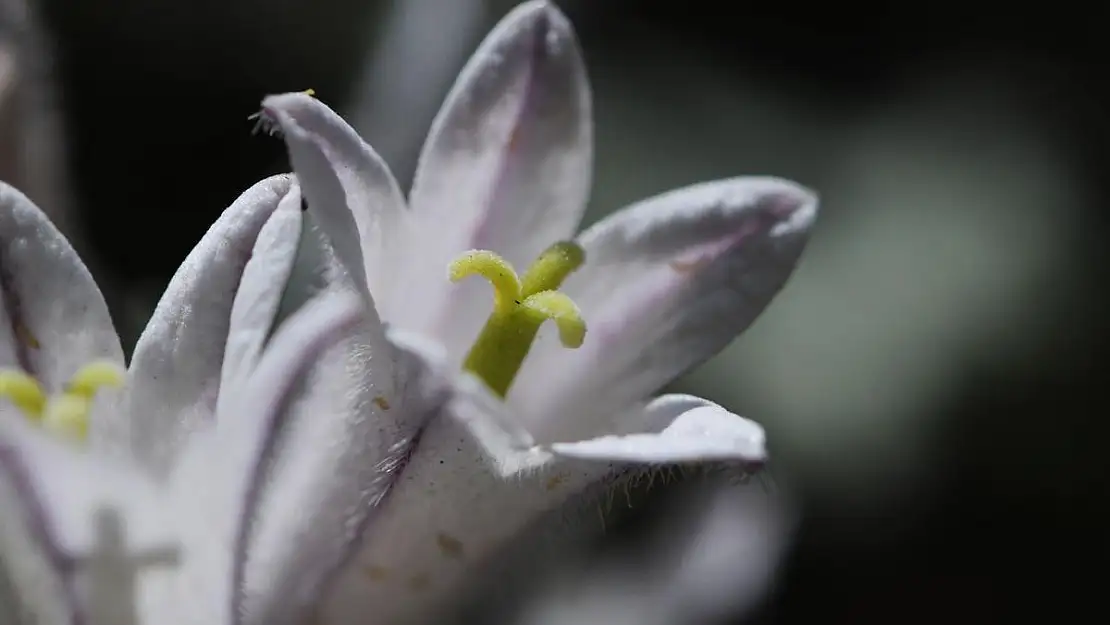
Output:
left=669, top=257, right=710, bottom=274
left=362, top=565, right=389, bottom=582
left=15, top=323, right=39, bottom=349
left=407, top=573, right=431, bottom=591
left=435, top=532, right=465, bottom=559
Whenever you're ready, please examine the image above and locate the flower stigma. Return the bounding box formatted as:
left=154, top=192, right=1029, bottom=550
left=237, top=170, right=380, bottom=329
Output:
left=0, top=360, right=125, bottom=441
left=449, top=242, right=587, bottom=397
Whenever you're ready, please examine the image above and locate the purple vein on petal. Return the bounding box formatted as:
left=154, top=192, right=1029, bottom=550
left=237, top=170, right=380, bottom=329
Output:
left=225, top=294, right=438, bottom=625
left=0, top=261, right=35, bottom=378
left=227, top=298, right=359, bottom=625
left=307, top=412, right=434, bottom=620
left=467, top=10, right=548, bottom=252
left=0, top=442, right=84, bottom=625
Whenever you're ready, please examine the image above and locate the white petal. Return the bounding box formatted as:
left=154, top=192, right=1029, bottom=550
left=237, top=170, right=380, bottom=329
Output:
left=550, top=395, right=766, bottom=465
left=0, top=182, right=124, bottom=393
left=510, top=177, right=817, bottom=441
left=166, top=292, right=366, bottom=625
left=219, top=201, right=368, bottom=425
left=0, top=413, right=178, bottom=625
left=402, top=0, right=593, bottom=361
left=208, top=212, right=355, bottom=625
left=125, top=175, right=295, bottom=475
left=322, top=379, right=707, bottom=625
left=319, top=377, right=553, bottom=625
left=238, top=304, right=449, bottom=625
left=215, top=190, right=304, bottom=419
left=261, top=93, right=402, bottom=305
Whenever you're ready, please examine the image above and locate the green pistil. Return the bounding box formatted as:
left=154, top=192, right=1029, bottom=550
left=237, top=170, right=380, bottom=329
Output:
left=449, top=242, right=587, bottom=397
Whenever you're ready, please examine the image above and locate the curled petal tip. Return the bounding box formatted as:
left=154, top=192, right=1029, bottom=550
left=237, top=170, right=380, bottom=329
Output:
left=766, top=179, right=819, bottom=235
left=510, top=0, right=566, bottom=21
left=495, top=0, right=577, bottom=54
left=763, top=179, right=819, bottom=260
left=261, top=91, right=314, bottom=112
left=739, top=177, right=817, bottom=221
left=258, top=93, right=307, bottom=133
left=724, top=177, right=818, bottom=256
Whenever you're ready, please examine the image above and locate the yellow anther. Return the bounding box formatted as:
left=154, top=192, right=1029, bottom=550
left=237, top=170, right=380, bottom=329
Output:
left=449, top=250, right=522, bottom=315
left=0, top=360, right=124, bottom=443
left=65, top=360, right=126, bottom=399
left=0, top=370, right=46, bottom=419
left=304, top=88, right=317, bottom=97
left=42, top=395, right=90, bottom=441
left=450, top=242, right=587, bottom=397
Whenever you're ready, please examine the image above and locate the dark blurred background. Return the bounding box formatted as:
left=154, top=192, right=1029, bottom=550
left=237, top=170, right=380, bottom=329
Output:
left=5, top=0, right=1107, bottom=622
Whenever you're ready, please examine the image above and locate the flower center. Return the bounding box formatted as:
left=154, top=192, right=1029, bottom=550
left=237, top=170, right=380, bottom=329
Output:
left=449, top=242, right=587, bottom=397
left=0, top=361, right=125, bottom=441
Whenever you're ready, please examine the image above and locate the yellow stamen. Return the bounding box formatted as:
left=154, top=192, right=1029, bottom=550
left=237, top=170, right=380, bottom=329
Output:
left=0, top=360, right=125, bottom=443
left=42, top=395, right=91, bottom=441
left=0, top=370, right=47, bottom=419
left=65, top=360, right=126, bottom=399
left=450, top=242, right=587, bottom=397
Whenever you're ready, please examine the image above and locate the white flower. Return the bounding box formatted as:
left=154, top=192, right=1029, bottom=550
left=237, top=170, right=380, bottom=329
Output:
left=249, top=1, right=818, bottom=623
left=0, top=176, right=386, bottom=624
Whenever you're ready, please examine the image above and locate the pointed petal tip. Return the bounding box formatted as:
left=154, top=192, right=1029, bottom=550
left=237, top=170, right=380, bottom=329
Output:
left=549, top=404, right=768, bottom=466
left=259, top=93, right=360, bottom=153
left=650, top=396, right=768, bottom=465
left=261, top=91, right=313, bottom=112
left=262, top=171, right=297, bottom=192
left=405, top=0, right=591, bottom=344
left=240, top=173, right=298, bottom=211
left=0, top=180, right=41, bottom=217
left=731, top=176, right=818, bottom=230
left=0, top=179, right=23, bottom=198
left=480, top=0, right=581, bottom=76
left=760, top=176, right=818, bottom=237
left=705, top=176, right=818, bottom=264
left=504, top=0, right=571, bottom=28
left=258, top=91, right=381, bottom=300
left=762, top=178, right=818, bottom=268
left=259, top=92, right=318, bottom=136
left=0, top=180, right=125, bottom=397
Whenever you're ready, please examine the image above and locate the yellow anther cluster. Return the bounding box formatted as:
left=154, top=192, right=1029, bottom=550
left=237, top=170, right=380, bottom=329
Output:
left=450, top=242, right=587, bottom=397
left=0, top=360, right=125, bottom=441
